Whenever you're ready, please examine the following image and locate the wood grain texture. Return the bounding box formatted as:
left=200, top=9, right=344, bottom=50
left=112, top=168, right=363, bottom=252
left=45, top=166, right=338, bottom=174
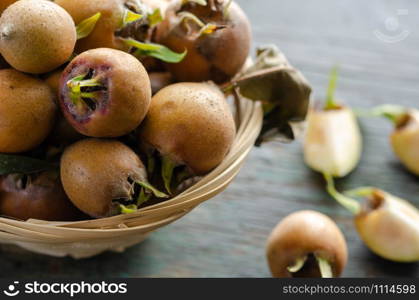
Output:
left=1, top=0, right=419, bottom=278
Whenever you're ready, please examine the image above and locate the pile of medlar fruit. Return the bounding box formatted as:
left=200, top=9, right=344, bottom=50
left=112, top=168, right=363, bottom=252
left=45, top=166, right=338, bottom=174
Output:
left=0, top=0, right=324, bottom=279
left=0, top=0, right=275, bottom=221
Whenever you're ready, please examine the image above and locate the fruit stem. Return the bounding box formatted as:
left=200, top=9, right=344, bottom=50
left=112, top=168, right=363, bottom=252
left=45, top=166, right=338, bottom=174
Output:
left=177, top=12, right=223, bottom=36
left=344, top=186, right=376, bottom=198
left=136, top=181, right=168, bottom=198
left=369, top=104, right=408, bottom=126
left=182, top=0, right=207, bottom=6
left=315, top=255, right=333, bottom=278
left=178, top=11, right=206, bottom=28
left=223, top=0, right=233, bottom=16
left=323, top=173, right=362, bottom=215
left=162, top=156, right=177, bottom=194
left=324, top=66, right=340, bottom=110
left=287, top=256, right=307, bottom=273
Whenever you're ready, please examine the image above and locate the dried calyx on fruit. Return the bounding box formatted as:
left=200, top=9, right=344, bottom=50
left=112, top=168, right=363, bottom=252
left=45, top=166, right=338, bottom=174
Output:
left=304, top=67, right=362, bottom=178
left=60, top=139, right=167, bottom=218
left=59, top=48, right=151, bottom=138
left=325, top=175, right=419, bottom=262
left=56, top=0, right=185, bottom=63
left=154, top=0, right=251, bottom=83
left=139, top=82, right=236, bottom=194
left=0, top=0, right=76, bottom=74
left=369, top=105, right=419, bottom=176
left=266, top=210, right=348, bottom=278
left=0, top=171, right=84, bottom=221
left=225, top=45, right=311, bottom=145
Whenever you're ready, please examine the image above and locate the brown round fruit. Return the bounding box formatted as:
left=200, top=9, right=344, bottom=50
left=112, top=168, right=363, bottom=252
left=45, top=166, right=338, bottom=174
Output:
left=56, top=0, right=151, bottom=53
left=0, top=69, right=57, bottom=153
left=61, top=139, right=149, bottom=218
left=49, top=114, right=84, bottom=146
left=155, top=0, right=251, bottom=83
left=139, top=82, right=236, bottom=175
left=0, top=0, right=17, bottom=15
left=149, top=71, right=173, bottom=95
left=44, top=69, right=63, bottom=102
left=0, top=171, right=85, bottom=221
left=59, top=48, right=151, bottom=137
left=0, top=0, right=76, bottom=74
left=266, top=210, right=348, bottom=278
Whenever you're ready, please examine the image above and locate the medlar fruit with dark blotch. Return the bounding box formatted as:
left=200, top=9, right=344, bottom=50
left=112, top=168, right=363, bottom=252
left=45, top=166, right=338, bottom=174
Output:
left=154, top=0, right=251, bottom=83
left=59, top=48, right=151, bottom=138
left=0, top=171, right=85, bottom=221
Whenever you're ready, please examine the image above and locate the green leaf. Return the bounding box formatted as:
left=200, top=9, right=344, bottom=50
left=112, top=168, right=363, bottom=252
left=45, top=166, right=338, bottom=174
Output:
left=76, top=12, right=102, bottom=40
left=136, top=188, right=151, bottom=207
left=136, top=181, right=168, bottom=198
left=0, top=154, right=56, bottom=175
left=162, top=156, right=176, bottom=194
left=123, top=9, right=143, bottom=27
left=123, top=39, right=187, bottom=63
left=120, top=204, right=137, bottom=214
left=148, top=8, right=163, bottom=27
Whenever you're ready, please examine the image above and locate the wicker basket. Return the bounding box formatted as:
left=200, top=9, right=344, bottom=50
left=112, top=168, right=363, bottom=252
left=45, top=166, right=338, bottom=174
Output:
left=0, top=97, right=263, bottom=259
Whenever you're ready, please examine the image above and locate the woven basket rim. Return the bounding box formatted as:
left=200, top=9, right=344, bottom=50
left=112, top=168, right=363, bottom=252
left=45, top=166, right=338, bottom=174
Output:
left=0, top=97, right=263, bottom=241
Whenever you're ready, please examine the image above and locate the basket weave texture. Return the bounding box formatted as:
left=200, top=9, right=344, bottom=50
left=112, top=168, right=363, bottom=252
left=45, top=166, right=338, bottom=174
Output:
left=0, top=98, right=263, bottom=258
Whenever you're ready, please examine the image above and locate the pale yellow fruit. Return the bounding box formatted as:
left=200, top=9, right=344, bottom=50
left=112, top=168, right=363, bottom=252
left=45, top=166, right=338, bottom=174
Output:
left=304, top=106, right=362, bottom=177
left=355, top=190, right=419, bottom=262
left=390, top=109, right=419, bottom=176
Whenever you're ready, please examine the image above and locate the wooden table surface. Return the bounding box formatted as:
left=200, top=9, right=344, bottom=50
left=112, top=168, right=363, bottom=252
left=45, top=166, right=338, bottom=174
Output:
left=1, top=0, right=419, bottom=278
